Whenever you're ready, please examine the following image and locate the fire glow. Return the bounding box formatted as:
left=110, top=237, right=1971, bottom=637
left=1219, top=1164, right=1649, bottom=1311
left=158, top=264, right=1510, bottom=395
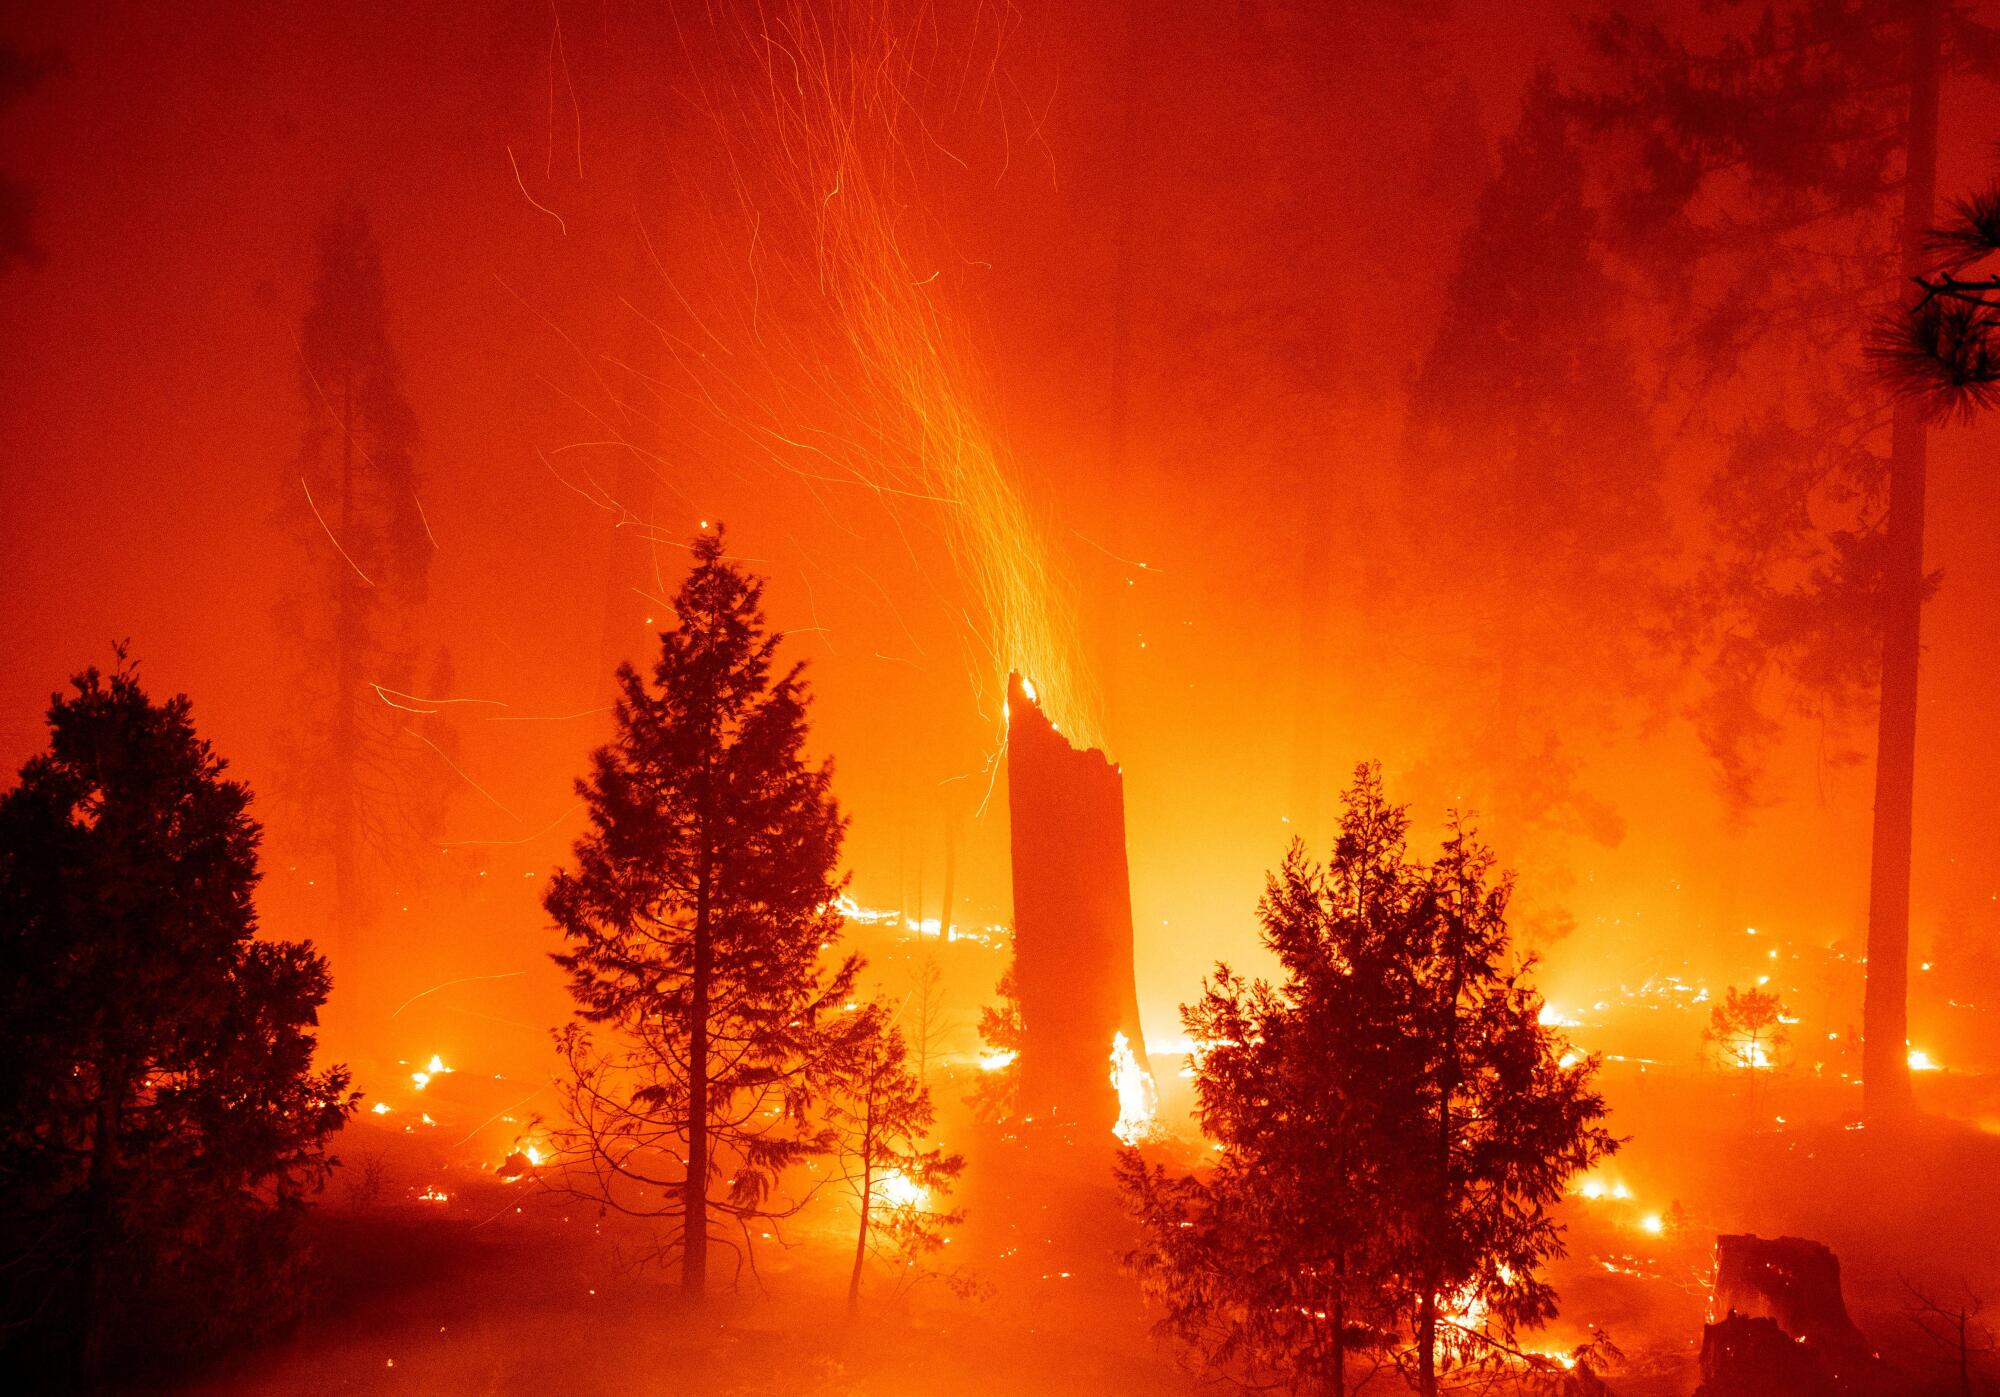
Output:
left=6, top=1, right=1995, bottom=1391
left=1109, top=1032, right=1158, bottom=1146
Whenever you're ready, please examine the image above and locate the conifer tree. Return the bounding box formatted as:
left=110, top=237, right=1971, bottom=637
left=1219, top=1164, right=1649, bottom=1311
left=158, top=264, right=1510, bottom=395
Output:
left=826, top=1013, right=965, bottom=1310
left=0, top=655, right=353, bottom=1386
left=967, top=963, right=1023, bottom=1123
left=1400, top=816, right=1618, bottom=1395
left=1703, top=985, right=1792, bottom=1115
left=546, top=527, right=866, bottom=1297
left=1121, top=766, right=1615, bottom=1397
left=1401, top=72, right=1666, bottom=848
left=284, top=204, right=446, bottom=981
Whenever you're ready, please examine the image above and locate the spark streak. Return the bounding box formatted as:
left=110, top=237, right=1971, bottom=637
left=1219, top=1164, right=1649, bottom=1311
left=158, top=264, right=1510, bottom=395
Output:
left=300, top=477, right=374, bottom=586
left=639, top=0, right=1100, bottom=743
left=390, top=970, right=530, bottom=1019
left=403, top=726, right=520, bottom=822
left=506, top=144, right=568, bottom=234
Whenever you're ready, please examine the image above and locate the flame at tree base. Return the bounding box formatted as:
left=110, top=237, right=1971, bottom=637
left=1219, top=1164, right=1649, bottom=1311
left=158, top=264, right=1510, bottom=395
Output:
left=1110, top=1032, right=1159, bottom=1145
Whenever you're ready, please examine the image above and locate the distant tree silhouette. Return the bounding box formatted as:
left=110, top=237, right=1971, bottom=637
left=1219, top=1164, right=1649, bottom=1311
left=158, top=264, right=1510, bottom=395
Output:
left=546, top=528, right=868, bottom=1298
left=1120, top=766, right=1616, bottom=1397
left=0, top=655, right=354, bottom=1388
left=1400, top=73, right=1666, bottom=848
left=825, top=1012, right=965, bottom=1311
left=0, top=45, right=62, bottom=276
left=1577, top=0, right=2000, bottom=1123
left=281, top=204, right=448, bottom=988
left=1704, top=986, right=1792, bottom=1110
left=906, top=951, right=949, bottom=1087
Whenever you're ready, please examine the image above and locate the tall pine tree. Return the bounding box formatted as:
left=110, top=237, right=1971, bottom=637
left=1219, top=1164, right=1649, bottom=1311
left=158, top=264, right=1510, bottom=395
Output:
left=546, top=527, right=866, bottom=1297
left=1399, top=72, right=1666, bottom=849
left=284, top=204, right=446, bottom=994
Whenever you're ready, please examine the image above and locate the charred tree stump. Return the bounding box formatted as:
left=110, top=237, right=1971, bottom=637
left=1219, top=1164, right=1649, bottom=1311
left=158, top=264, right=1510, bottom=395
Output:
left=1697, top=1234, right=1880, bottom=1396
left=1005, top=673, right=1149, bottom=1138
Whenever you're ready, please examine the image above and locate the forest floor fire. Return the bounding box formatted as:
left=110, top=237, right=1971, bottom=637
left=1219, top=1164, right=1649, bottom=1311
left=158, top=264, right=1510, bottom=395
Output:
left=161, top=894, right=2000, bottom=1397
left=169, top=1048, right=2000, bottom=1396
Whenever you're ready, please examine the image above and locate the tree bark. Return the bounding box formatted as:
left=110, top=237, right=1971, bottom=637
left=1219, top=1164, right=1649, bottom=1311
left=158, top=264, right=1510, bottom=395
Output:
left=1416, top=1290, right=1438, bottom=1397
left=684, top=869, right=712, bottom=1296
left=1863, top=0, right=1940, bottom=1125
left=1419, top=895, right=1469, bottom=1397
left=848, top=1086, right=874, bottom=1313
left=1329, top=1288, right=1346, bottom=1397
left=79, top=1065, right=127, bottom=1386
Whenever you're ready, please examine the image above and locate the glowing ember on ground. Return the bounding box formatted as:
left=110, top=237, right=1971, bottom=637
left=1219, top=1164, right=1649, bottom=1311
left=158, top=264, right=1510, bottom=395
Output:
left=410, top=1054, right=454, bottom=1091
left=1573, top=1174, right=1632, bottom=1201
left=497, top=1141, right=548, bottom=1180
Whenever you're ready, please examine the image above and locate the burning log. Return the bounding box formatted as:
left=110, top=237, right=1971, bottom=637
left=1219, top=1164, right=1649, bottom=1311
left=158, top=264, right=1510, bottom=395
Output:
left=1005, top=673, right=1152, bottom=1139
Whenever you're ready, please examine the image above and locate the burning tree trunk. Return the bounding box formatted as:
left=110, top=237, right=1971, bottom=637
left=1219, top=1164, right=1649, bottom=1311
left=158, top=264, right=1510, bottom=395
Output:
left=1005, top=673, right=1150, bottom=1138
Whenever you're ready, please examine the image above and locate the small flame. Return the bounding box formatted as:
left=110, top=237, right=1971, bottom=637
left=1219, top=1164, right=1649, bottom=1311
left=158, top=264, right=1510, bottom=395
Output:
left=1572, top=1173, right=1631, bottom=1201
left=1908, top=1048, right=1942, bottom=1072
left=1438, top=1282, right=1490, bottom=1333
left=1728, top=1040, right=1775, bottom=1071
left=878, top=1169, right=928, bottom=1209
left=1109, top=1032, right=1158, bottom=1145
left=978, top=1049, right=1018, bottom=1073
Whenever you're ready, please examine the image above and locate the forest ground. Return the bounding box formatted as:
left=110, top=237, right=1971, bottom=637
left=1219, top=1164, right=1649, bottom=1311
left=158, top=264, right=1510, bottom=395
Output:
left=171, top=1056, right=2000, bottom=1397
